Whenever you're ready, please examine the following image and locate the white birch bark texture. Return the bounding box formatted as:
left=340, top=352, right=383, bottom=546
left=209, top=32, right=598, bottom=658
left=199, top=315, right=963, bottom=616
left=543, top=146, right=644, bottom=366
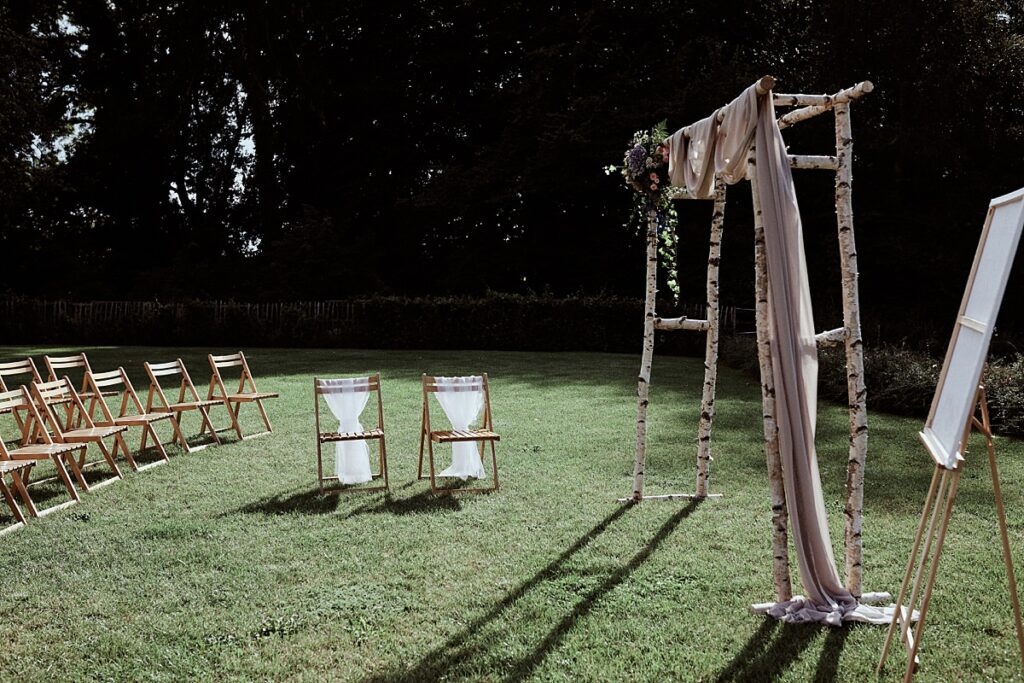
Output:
left=631, top=206, right=659, bottom=501
left=695, top=178, right=726, bottom=497
left=835, top=101, right=869, bottom=598
left=750, top=150, right=793, bottom=602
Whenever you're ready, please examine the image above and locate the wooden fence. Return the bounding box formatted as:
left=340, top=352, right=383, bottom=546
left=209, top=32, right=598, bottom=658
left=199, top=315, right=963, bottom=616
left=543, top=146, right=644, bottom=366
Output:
left=0, top=295, right=739, bottom=351
left=0, top=297, right=359, bottom=327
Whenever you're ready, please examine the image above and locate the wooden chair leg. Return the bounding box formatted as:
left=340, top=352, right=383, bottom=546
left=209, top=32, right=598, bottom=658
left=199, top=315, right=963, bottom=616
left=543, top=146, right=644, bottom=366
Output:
left=115, top=432, right=138, bottom=472
left=316, top=436, right=324, bottom=495
left=140, top=424, right=149, bottom=453
left=169, top=414, right=189, bottom=452
left=226, top=399, right=243, bottom=440
left=379, top=438, right=389, bottom=490
left=0, top=477, right=26, bottom=525
left=418, top=429, right=426, bottom=480
left=428, top=439, right=437, bottom=494
left=150, top=424, right=170, bottom=462
left=491, top=440, right=499, bottom=492
left=199, top=408, right=222, bottom=446
left=255, top=398, right=273, bottom=433
left=97, top=441, right=123, bottom=480
left=11, top=470, right=38, bottom=518
left=54, top=454, right=83, bottom=501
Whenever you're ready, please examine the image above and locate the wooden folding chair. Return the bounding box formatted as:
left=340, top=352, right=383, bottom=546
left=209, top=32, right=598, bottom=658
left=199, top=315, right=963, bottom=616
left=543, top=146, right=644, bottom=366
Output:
left=0, top=386, right=86, bottom=515
left=0, top=460, right=36, bottom=535
left=86, top=367, right=190, bottom=470
left=418, top=374, right=500, bottom=495
left=314, top=375, right=388, bottom=494
left=0, top=358, right=43, bottom=439
left=43, top=352, right=116, bottom=425
left=207, top=352, right=279, bottom=441
left=31, top=377, right=131, bottom=490
left=144, top=359, right=222, bottom=451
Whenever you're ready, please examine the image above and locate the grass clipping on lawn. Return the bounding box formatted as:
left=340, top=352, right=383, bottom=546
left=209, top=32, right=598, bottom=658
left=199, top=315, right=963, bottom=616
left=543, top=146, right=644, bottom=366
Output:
left=0, top=346, right=1021, bottom=682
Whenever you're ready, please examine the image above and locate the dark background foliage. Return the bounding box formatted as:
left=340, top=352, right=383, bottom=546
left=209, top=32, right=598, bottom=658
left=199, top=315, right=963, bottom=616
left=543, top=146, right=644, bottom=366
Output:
left=3, top=1, right=1024, bottom=345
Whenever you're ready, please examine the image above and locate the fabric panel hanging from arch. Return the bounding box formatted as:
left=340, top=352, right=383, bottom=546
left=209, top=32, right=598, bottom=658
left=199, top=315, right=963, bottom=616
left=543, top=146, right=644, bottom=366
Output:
left=665, top=82, right=888, bottom=625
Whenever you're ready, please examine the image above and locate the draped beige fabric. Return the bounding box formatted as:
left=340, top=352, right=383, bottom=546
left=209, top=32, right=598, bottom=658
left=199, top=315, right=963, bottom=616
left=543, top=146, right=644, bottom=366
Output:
left=666, top=83, right=889, bottom=625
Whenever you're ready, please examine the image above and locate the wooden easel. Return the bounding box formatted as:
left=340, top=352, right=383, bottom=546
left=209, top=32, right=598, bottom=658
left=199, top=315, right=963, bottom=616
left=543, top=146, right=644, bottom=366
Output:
left=878, top=382, right=1024, bottom=682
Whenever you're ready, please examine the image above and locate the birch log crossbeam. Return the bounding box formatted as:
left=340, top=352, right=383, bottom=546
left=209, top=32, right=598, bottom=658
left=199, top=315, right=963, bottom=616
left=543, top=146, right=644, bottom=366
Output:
left=617, top=492, right=723, bottom=503
left=789, top=155, right=840, bottom=171
left=654, top=317, right=710, bottom=332
left=777, top=81, right=874, bottom=130
left=815, top=327, right=849, bottom=346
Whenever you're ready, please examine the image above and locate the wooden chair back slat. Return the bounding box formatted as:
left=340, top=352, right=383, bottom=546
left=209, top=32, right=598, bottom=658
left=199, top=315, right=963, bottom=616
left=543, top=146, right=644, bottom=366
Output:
left=43, top=353, right=92, bottom=383
left=0, top=387, right=29, bottom=413
left=422, top=375, right=486, bottom=393
left=31, top=378, right=95, bottom=436
left=0, top=358, right=43, bottom=395
left=0, top=359, right=41, bottom=375
left=33, top=378, right=74, bottom=401
left=315, top=376, right=381, bottom=394
left=148, top=365, right=184, bottom=377
left=210, top=353, right=244, bottom=366
left=90, top=374, right=125, bottom=389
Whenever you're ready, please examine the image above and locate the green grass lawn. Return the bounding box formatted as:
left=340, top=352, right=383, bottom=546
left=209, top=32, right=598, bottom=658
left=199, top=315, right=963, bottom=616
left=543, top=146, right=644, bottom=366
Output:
left=1, top=345, right=1023, bottom=682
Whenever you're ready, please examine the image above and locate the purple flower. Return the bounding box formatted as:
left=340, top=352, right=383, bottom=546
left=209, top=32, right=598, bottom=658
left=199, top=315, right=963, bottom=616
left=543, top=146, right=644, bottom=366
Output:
left=627, top=144, right=647, bottom=174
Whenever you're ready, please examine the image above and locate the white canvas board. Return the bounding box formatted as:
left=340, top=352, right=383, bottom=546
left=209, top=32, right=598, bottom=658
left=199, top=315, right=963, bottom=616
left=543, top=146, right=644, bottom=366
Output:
left=922, top=187, right=1024, bottom=469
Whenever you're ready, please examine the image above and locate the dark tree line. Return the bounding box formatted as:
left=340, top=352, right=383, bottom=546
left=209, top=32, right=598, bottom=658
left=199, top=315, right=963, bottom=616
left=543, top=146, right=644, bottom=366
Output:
left=2, top=1, right=1024, bottom=342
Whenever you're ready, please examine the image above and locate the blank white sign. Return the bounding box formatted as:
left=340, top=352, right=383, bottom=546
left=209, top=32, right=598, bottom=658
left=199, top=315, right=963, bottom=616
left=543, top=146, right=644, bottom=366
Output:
left=921, top=187, right=1024, bottom=469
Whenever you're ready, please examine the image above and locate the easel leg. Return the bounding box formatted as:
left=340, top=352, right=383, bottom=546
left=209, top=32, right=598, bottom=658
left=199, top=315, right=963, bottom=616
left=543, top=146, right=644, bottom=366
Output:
left=981, top=397, right=1024, bottom=667
left=904, top=468, right=961, bottom=683
left=879, top=465, right=941, bottom=673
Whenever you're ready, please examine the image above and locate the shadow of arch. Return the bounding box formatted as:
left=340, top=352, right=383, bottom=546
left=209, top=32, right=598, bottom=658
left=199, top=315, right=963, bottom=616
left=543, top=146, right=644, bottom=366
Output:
left=713, top=618, right=851, bottom=683
left=362, top=499, right=703, bottom=683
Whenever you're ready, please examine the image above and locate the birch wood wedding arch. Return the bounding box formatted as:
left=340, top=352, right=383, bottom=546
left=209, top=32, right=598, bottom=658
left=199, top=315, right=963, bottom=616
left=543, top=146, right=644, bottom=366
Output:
left=628, top=76, right=884, bottom=602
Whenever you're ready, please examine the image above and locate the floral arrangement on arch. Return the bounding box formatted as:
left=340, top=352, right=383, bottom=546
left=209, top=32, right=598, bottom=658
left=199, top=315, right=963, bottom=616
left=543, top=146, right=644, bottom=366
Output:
left=605, top=121, right=680, bottom=301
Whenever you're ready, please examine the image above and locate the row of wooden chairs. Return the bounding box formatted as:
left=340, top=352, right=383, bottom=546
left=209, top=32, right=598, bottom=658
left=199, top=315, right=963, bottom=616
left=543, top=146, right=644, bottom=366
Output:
left=314, top=373, right=500, bottom=496
left=0, top=351, right=277, bottom=533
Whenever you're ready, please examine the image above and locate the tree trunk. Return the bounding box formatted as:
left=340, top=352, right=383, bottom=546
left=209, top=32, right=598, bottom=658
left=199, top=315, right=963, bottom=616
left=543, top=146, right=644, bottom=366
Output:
left=750, top=149, right=793, bottom=602
left=631, top=207, right=659, bottom=502
left=835, top=101, right=869, bottom=598
left=695, top=178, right=726, bottom=497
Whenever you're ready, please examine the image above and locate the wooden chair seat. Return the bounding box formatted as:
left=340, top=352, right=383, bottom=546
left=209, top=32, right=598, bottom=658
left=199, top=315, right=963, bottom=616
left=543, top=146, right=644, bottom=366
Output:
left=319, top=428, right=385, bottom=443
left=227, top=391, right=279, bottom=402
left=430, top=429, right=501, bottom=443
left=111, top=412, right=174, bottom=426
left=62, top=425, right=129, bottom=441
left=8, top=443, right=83, bottom=458
left=0, top=460, right=32, bottom=474
left=162, top=399, right=222, bottom=411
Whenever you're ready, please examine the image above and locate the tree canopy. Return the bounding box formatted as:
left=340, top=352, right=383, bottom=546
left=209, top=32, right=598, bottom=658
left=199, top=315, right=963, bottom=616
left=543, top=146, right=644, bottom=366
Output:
left=2, top=0, right=1023, bottom=340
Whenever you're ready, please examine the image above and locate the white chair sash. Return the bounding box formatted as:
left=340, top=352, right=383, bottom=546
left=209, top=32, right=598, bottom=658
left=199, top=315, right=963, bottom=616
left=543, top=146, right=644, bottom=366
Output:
left=321, top=378, right=372, bottom=484
left=434, top=376, right=485, bottom=480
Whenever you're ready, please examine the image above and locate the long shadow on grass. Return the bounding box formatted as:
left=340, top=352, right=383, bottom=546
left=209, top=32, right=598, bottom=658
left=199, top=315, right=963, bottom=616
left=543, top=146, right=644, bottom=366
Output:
left=713, top=618, right=851, bottom=682
left=224, top=482, right=461, bottom=518
left=363, top=500, right=701, bottom=682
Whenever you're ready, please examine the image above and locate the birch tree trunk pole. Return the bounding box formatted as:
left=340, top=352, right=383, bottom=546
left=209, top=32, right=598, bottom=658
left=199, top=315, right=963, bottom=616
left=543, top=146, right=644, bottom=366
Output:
left=631, top=206, right=659, bottom=502
left=695, top=178, right=726, bottom=497
left=835, top=101, right=869, bottom=598
left=750, top=149, right=793, bottom=602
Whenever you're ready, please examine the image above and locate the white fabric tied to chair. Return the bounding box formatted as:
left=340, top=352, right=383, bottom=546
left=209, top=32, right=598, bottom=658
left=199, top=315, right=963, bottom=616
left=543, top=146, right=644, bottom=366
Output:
left=322, top=378, right=372, bottom=484
left=434, top=376, right=486, bottom=480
